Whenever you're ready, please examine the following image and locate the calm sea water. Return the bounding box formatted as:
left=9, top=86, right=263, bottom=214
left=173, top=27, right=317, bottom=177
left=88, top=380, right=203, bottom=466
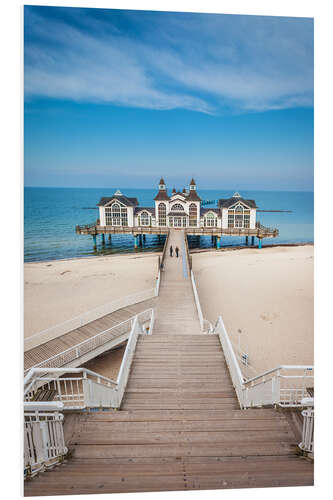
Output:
left=24, top=187, right=314, bottom=262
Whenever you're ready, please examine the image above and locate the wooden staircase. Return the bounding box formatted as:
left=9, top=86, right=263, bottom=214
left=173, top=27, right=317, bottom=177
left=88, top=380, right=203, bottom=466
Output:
left=24, top=230, right=313, bottom=495
left=24, top=334, right=313, bottom=496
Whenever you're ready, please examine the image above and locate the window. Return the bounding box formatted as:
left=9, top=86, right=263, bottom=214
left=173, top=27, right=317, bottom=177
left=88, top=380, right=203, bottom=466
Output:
left=138, top=211, right=150, bottom=226
left=189, top=203, right=197, bottom=227
left=227, top=204, right=250, bottom=228
left=158, top=203, right=166, bottom=226
left=204, top=212, right=217, bottom=227
left=105, top=203, right=128, bottom=226
left=170, top=203, right=184, bottom=211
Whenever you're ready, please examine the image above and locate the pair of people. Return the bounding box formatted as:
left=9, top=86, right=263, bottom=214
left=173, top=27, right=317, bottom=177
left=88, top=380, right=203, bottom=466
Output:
left=169, top=245, right=179, bottom=258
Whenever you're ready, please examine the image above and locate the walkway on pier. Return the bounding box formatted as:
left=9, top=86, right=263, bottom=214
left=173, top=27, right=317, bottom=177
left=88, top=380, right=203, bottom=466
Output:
left=154, top=229, right=201, bottom=335
left=25, top=229, right=313, bottom=495
left=24, top=298, right=156, bottom=371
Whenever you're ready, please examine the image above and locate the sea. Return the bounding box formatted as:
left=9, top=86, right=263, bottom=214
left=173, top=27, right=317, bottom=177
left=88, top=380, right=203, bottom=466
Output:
left=24, top=187, right=314, bottom=263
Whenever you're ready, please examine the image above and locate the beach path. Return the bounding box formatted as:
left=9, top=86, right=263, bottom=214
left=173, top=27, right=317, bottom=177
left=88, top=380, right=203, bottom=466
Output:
left=154, top=229, right=202, bottom=335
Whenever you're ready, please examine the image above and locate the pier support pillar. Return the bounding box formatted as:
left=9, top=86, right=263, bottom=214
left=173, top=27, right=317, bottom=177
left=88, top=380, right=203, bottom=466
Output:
left=92, top=234, right=97, bottom=250
left=251, top=236, right=255, bottom=246
left=258, top=238, right=262, bottom=249
left=108, top=234, right=112, bottom=244
left=245, top=236, right=249, bottom=246
left=101, top=233, right=105, bottom=246
left=134, top=235, right=138, bottom=248
left=158, top=234, right=161, bottom=243
left=138, top=234, right=143, bottom=247
left=143, top=234, right=146, bottom=246
left=216, top=236, right=221, bottom=249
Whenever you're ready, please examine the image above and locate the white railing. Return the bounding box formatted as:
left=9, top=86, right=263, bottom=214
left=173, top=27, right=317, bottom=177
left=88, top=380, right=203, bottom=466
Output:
left=190, top=270, right=213, bottom=333
left=299, top=398, right=314, bottom=455
left=213, top=316, right=314, bottom=409
left=214, top=316, right=245, bottom=406
left=24, top=312, right=154, bottom=410
left=24, top=401, right=67, bottom=477
left=243, top=365, right=314, bottom=408
left=155, top=270, right=161, bottom=296
left=25, top=308, right=153, bottom=375
left=25, top=288, right=156, bottom=351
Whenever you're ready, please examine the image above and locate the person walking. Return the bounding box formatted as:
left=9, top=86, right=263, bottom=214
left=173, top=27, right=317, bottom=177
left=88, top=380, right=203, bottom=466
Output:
left=169, top=245, right=173, bottom=257
left=175, top=246, right=179, bottom=258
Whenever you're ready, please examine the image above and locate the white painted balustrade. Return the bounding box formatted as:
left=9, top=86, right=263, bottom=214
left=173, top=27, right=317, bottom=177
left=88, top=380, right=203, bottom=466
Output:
left=190, top=270, right=213, bottom=333
left=299, top=398, right=314, bottom=455
left=24, top=311, right=153, bottom=410
left=25, top=308, right=153, bottom=375
left=24, top=402, right=67, bottom=477
left=25, top=288, right=156, bottom=351
left=213, top=316, right=314, bottom=409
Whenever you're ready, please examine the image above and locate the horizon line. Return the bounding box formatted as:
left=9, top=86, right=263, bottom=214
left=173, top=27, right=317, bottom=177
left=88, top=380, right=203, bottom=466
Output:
left=24, top=185, right=314, bottom=193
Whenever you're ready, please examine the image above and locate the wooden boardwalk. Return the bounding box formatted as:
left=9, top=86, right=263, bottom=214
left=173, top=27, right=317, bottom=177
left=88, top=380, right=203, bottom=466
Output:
left=154, top=229, right=201, bottom=335
left=24, top=298, right=156, bottom=371
left=24, top=230, right=313, bottom=496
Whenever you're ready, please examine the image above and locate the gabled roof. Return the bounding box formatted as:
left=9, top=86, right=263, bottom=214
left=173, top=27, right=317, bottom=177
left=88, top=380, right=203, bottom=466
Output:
left=171, top=191, right=186, bottom=197
left=134, top=207, right=155, bottom=216
left=218, top=197, right=257, bottom=209
left=97, top=195, right=139, bottom=207
left=188, top=190, right=201, bottom=202
left=190, top=178, right=196, bottom=186
left=200, top=208, right=220, bottom=216
left=154, top=190, right=170, bottom=201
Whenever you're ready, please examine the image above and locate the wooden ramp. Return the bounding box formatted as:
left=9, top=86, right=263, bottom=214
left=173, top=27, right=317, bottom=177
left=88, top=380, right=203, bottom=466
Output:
left=154, top=229, right=201, bottom=335
left=24, top=298, right=156, bottom=371
left=24, top=334, right=313, bottom=496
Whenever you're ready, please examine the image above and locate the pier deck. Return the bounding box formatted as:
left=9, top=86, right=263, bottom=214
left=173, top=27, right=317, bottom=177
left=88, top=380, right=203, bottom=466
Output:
left=24, top=231, right=313, bottom=496
left=76, top=223, right=278, bottom=238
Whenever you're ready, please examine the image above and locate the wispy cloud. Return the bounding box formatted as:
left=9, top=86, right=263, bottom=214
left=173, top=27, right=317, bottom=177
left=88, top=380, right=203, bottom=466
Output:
left=24, top=7, right=313, bottom=114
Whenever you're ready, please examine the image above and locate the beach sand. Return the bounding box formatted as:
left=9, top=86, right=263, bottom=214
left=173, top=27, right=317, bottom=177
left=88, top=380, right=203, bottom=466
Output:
left=24, top=244, right=313, bottom=378
left=24, top=252, right=158, bottom=338
left=192, top=245, right=314, bottom=374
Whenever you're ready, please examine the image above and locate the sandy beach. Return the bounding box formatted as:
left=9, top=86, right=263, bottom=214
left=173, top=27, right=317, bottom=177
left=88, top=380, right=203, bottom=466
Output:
left=25, top=244, right=313, bottom=378
left=24, top=252, right=158, bottom=338
left=193, top=245, right=314, bottom=374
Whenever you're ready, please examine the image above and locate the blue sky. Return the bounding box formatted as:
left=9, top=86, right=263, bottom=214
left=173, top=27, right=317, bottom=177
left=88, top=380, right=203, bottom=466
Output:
left=24, top=6, right=314, bottom=191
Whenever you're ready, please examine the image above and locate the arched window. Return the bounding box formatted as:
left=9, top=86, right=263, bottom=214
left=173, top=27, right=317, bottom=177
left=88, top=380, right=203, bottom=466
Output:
left=138, top=211, right=150, bottom=226
left=158, top=203, right=166, bottom=226
left=170, top=203, right=184, bottom=211
left=228, top=204, right=250, bottom=228
left=105, top=202, right=128, bottom=226
left=204, top=212, right=217, bottom=227
left=189, top=203, right=197, bottom=227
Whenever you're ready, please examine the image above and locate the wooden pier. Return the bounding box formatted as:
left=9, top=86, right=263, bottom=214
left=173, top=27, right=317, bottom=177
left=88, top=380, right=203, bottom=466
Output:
left=25, top=229, right=313, bottom=496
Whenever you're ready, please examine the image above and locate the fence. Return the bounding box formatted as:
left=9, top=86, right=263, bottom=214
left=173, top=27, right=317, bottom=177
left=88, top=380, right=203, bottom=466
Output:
left=213, top=316, right=314, bottom=408
left=190, top=271, right=213, bottom=333
left=24, top=402, right=67, bottom=478
left=299, top=399, right=314, bottom=455
left=155, top=230, right=170, bottom=296
left=24, top=312, right=153, bottom=410
left=25, top=288, right=156, bottom=351
left=25, top=309, right=153, bottom=375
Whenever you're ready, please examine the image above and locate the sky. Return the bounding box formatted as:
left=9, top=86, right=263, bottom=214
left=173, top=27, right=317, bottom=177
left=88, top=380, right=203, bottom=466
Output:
left=24, top=6, right=314, bottom=191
